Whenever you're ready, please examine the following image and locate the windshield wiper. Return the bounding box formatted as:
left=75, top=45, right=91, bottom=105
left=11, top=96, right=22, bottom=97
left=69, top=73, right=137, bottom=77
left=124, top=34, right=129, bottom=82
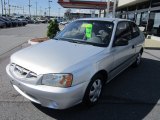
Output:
left=54, top=37, right=68, bottom=41
left=67, top=40, right=89, bottom=45
left=54, top=37, right=96, bottom=46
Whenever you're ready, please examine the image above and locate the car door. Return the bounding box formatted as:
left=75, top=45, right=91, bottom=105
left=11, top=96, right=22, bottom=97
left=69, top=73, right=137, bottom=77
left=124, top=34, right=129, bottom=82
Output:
left=109, top=21, right=136, bottom=79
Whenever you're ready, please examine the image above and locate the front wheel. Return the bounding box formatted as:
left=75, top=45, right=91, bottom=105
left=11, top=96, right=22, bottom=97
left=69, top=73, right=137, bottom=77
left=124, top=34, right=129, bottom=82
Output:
left=83, top=75, right=103, bottom=106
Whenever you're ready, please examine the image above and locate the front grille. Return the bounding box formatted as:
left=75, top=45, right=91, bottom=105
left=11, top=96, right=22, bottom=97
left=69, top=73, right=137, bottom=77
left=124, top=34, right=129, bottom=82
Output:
left=10, top=63, right=37, bottom=79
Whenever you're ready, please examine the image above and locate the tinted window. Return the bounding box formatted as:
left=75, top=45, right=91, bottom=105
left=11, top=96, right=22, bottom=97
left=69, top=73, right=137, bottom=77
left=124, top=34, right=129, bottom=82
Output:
left=115, top=21, right=132, bottom=42
left=128, top=13, right=135, bottom=21
left=130, top=22, right=140, bottom=38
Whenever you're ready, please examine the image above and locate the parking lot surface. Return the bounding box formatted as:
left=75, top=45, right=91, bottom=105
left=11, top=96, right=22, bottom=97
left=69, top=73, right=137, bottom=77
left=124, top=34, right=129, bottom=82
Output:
left=0, top=25, right=160, bottom=120
left=0, top=24, right=47, bottom=56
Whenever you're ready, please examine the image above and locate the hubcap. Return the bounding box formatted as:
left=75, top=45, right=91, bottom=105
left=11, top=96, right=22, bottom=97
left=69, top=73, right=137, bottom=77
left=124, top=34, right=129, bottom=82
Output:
left=89, top=79, right=102, bottom=103
left=137, top=53, right=141, bottom=65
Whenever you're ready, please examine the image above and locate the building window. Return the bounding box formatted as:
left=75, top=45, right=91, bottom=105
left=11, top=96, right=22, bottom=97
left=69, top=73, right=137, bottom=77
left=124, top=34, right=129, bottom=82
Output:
left=122, top=14, right=127, bottom=19
left=151, top=0, right=160, bottom=7
left=136, top=13, right=141, bottom=26
left=147, top=11, right=160, bottom=36
left=141, top=12, right=148, bottom=27
left=128, top=13, right=135, bottom=21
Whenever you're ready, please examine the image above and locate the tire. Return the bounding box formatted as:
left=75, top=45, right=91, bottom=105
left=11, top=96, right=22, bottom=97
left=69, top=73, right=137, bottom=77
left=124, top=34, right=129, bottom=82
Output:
left=83, top=74, right=103, bottom=106
left=133, top=52, right=142, bottom=67
left=3, top=24, right=6, bottom=28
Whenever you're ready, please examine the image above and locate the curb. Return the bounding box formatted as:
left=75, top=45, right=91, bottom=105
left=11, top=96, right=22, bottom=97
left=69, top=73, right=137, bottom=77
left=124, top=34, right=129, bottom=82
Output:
left=144, top=47, right=160, bottom=50
left=144, top=39, right=160, bottom=49
left=28, top=39, right=39, bottom=45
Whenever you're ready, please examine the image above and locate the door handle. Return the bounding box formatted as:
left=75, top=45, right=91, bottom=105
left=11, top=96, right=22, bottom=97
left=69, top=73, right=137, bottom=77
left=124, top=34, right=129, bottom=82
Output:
left=132, top=45, right=135, bottom=49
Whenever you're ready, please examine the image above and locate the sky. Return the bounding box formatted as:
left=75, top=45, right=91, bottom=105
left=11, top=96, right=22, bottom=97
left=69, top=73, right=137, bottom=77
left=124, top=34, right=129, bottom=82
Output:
left=0, top=0, right=67, bottom=16
left=0, top=0, right=109, bottom=16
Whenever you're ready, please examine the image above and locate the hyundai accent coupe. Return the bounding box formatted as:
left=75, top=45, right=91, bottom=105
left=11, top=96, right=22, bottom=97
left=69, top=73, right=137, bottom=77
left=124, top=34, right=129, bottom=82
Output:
left=6, top=18, right=145, bottom=109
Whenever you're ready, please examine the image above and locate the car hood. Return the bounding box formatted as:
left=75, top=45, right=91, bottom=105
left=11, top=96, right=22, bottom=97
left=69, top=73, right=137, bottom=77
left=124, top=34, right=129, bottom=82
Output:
left=11, top=40, right=105, bottom=75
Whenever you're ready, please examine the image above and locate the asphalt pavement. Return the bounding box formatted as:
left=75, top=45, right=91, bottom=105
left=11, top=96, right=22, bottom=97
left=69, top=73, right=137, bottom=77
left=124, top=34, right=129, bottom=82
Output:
left=0, top=25, right=160, bottom=120
left=0, top=24, right=47, bottom=56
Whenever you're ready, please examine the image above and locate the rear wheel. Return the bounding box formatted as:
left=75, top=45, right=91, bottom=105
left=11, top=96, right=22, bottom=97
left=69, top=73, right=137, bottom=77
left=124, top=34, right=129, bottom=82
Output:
left=83, top=74, right=103, bottom=106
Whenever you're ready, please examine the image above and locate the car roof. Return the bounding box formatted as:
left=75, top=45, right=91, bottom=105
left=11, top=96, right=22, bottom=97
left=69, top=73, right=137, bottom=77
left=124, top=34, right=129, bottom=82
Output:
left=76, top=18, right=131, bottom=23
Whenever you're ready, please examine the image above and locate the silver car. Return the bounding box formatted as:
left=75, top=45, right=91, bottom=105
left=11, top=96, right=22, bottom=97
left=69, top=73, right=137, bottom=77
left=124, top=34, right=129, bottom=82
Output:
left=6, top=18, right=145, bottom=109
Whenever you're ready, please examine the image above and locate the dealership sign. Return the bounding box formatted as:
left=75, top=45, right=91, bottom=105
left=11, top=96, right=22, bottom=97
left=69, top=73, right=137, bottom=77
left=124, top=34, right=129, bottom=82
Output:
left=58, top=0, right=113, bottom=9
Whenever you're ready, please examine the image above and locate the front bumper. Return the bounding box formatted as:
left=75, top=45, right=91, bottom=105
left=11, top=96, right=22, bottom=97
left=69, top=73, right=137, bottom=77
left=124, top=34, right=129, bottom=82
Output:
left=6, top=65, right=87, bottom=109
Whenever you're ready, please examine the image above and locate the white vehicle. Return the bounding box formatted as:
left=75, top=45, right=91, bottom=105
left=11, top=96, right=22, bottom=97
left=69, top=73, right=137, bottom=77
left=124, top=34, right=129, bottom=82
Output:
left=6, top=18, right=145, bottom=109
left=59, top=21, right=68, bottom=25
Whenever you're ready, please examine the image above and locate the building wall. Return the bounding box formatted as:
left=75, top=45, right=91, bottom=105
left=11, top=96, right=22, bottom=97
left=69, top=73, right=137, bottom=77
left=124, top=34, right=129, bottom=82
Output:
left=118, top=0, right=148, bottom=8
left=116, top=0, right=160, bottom=37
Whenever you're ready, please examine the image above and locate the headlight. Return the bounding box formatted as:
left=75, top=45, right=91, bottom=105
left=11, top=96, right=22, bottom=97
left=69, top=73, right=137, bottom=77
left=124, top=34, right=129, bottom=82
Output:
left=41, top=73, right=73, bottom=88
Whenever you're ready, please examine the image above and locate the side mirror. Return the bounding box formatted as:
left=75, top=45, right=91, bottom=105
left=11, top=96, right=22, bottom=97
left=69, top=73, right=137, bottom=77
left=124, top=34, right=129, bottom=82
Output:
left=114, top=38, right=128, bottom=46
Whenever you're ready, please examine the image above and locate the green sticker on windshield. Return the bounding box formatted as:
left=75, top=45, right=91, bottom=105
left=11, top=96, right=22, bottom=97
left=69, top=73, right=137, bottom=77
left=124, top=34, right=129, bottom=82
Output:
left=82, top=23, right=93, bottom=39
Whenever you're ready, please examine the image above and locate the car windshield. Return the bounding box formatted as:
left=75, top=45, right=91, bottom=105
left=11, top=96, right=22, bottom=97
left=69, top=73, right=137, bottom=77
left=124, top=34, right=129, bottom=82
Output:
left=55, top=20, right=114, bottom=47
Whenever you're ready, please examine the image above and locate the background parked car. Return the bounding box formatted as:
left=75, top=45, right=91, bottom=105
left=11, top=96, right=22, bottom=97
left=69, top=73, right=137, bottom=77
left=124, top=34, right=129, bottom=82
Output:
left=36, top=18, right=47, bottom=23
left=26, top=18, right=34, bottom=24
left=11, top=18, right=23, bottom=26
left=17, top=18, right=28, bottom=26
left=0, top=17, right=12, bottom=27
left=59, top=21, right=68, bottom=25
left=0, top=21, right=6, bottom=28
left=6, top=17, right=18, bottom=27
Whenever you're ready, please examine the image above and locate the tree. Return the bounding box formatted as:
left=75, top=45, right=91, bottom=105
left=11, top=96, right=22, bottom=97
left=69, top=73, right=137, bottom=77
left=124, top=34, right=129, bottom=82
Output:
left=65, top=8, right=71, bottom=20
left=47, top=19, right=60, bottom=39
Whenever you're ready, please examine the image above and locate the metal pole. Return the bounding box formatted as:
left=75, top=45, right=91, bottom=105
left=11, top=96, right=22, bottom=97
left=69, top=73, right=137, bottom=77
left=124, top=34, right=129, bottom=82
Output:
left=45, top=8, right=47, bottom=16
left=4, top=0, right=6, bottom=16
left=1, top=0, right=3, bottom=15
left=146, top=0, right=152, bottom=33
left=36, top=1, right=37, bottom=17
left=105, top=0, right=110, bottom=17
left=28, top=0, right=31, bottom=17
left=99, top=9, right=101, bottom=17
left=8, top=0, right=10, bottom=15
left=48, top=0, right=50, bottom=17
left=48, top=0, right=52, bottom=17
left=112, top=0, right=117, bottom=18
left=23, top=6, right=24, bottom=15
left=59, top=8, right=60, bottom=17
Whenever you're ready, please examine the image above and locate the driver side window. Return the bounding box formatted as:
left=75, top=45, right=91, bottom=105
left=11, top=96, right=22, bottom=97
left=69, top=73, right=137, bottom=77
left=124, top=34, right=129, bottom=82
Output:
left=114, top=21, right=132, bottom=46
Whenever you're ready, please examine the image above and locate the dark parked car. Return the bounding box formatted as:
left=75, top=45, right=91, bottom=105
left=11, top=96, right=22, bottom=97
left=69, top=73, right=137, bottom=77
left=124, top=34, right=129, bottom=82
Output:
left=18, top=18, right=28, bottom=26
left=26, top=19, right=34, bottom=24
left=5, top=17, right=18, bottom=27
left=11, top=18, right=23, bottom=26
left=0, top=17, right=12, bottom=27
left=0, top=21, right=6, bottom=28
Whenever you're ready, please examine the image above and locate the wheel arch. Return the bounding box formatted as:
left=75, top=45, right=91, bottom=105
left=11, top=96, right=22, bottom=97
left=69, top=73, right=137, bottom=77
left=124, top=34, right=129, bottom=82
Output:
left=91, top=70, right=108, bottom=84
left=82, top=69, right=108, bottom=105
left=140, top=47, right=143, bottom=54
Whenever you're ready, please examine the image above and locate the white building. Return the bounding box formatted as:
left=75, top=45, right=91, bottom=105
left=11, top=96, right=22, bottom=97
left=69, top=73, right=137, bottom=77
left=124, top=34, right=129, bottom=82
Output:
left=116, top=0, right=160, bottom=37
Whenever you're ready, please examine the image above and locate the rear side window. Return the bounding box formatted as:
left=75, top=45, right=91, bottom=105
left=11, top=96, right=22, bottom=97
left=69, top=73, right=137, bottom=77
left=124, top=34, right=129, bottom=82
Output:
left=115, top=21, right=132, bottom=41
left=130, top=22, right=140, bottom=38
